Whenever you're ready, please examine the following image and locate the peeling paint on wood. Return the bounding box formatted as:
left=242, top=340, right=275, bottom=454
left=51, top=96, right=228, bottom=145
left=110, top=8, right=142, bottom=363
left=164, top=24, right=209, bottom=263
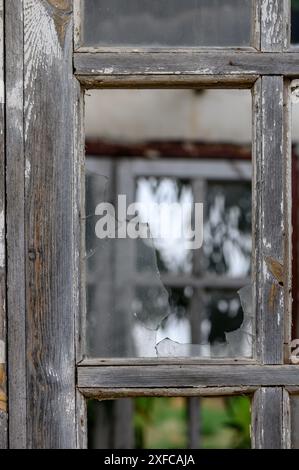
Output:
left=253, top=77, right=289, bottom=366
left=261, top=0, right=289, bottom=51
left=74, top=52, right=299, bottom=81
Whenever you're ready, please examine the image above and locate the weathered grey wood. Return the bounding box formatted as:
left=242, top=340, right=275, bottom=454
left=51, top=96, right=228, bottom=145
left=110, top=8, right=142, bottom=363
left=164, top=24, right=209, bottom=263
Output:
left=187, top=398, right=200, bottom=449
left=79, top=74, right=256, bottom=89
left=74, top=0, right=82, bottom=50
left=6, top=0, right=27, bottom=449
left=74, top=73, right=87, bottom=449
left=253, top=77, right=291, bottom=365
left=261, top=0, right=290, bottom=52
left=74, top=51, right=299, bottom=86
left=80, top=357, right=256, bottom=366
left=0, top=0, right=6, bottom=450
left=23, top=0, right=77, bottom=448
left=78, top=365, right=299, bottom=389
left=252, top=388, right=291, bottom=449
left=82, top=387, right=256, bottom=400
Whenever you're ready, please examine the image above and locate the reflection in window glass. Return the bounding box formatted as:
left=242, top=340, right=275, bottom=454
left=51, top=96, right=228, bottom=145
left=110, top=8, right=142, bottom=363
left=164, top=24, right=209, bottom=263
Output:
left=85, top=89, right=252, bottom=358
left=204, top=183, right=251, bottom=277
left=136, top=177, right=194, bottom=275
left=88, top=396, right=252, bottom=449
left=82, top=0, right=253, bottom=48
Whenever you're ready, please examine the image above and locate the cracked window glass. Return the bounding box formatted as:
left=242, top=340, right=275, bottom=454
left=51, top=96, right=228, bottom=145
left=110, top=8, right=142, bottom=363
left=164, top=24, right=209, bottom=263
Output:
left=82, top=0, right=253, bottom=48
left=85, top=89, right=252, bottom=358
left=85, top=166, right=252, bottom=358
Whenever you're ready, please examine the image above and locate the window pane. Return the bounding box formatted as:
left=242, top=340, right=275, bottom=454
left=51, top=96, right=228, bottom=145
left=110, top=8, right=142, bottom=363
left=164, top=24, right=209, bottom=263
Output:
left=85, top=89, right=252, bottom=358
left=292, top=0, right=299, bottom=44
left=88, top=396, right=252, bottom=449
left=82, top=0, right=253, bottom=48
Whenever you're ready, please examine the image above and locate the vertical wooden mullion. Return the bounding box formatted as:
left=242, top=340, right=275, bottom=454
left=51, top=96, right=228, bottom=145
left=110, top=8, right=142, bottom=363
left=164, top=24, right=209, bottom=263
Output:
left=252, top=388, right=291, bottom=448
left=252, top=0, right=292, bottom=449
left=0, top=0, right=7, bottom=449
left=74, top=80, right=87, bottom=448
left=23, top=0, right=77, bottom=448
left=261, top=0, right=290, bottom=52
left=252, top=0, right=261, bottom=50
left=5, top=0, right=27, bottom=449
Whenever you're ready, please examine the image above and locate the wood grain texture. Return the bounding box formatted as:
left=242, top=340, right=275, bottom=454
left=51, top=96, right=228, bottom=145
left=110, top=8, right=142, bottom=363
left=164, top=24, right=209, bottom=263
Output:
left=23, top=0, right=77, bottom=448
left=261, top=0, right=290, bottom=51
left=81, top=387, right=256, bottom=399
left=78, top=365, right=299, bottom=389
left=73, top=75, right=87, bottom=449
left=6, top=0, right=27, bottom=449
left=80, top=358, right=256, bottom=366
left=74, top=51, right=299, bottom=85
left=252, top=388, right=291, bottom=449
left=0, top=0, right=6, bottom=450
left=253, top=77, right=291, bottom=365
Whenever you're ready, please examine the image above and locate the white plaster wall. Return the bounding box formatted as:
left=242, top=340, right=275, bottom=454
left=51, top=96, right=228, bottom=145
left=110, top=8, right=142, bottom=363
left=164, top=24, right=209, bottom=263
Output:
left=86, top=89, right=299, bottom=144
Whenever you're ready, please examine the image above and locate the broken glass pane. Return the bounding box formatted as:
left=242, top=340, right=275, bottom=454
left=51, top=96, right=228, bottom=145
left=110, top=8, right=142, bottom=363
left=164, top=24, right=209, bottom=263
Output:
left=85, top=89, right=252, bottom=359
left=82, top=0, right=253, bottom=48
left=85, top=167, right=252, bottom=358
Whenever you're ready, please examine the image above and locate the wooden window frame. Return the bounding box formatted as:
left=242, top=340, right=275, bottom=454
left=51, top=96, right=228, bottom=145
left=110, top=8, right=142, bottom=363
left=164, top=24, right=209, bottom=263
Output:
left=1, top=0, right=298, bottom=449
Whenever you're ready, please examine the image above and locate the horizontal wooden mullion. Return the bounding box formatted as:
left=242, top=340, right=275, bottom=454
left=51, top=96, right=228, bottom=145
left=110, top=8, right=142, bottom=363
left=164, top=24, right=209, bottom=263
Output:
left=80, top=387, right=256, bottom=399
left=74, top=52, right=299, bottom=86
left=77, top=364, right=299, bottom=389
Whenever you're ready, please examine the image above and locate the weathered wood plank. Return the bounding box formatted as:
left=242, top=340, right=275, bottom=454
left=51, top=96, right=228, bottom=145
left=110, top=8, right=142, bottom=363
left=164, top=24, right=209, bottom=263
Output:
left=253, top=77, right=291, bottom=364
left=6, top=0, right=27, bottom=449
left=81, top=387, right=256, bottom=400
left=252, top=388, right=291, bottom=448
left=74, top=52, right=299, bottom=86
left=78, top=365, right=299, bottom=389
left=23, top=0, right=77, bottom=448
left=80, top=358, right=256, bottom=366
left=261, top=0, right=290, bottom=51
left=73, top=74, right=87, bottom=449
left=0, top=0, right=6, bottom=450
